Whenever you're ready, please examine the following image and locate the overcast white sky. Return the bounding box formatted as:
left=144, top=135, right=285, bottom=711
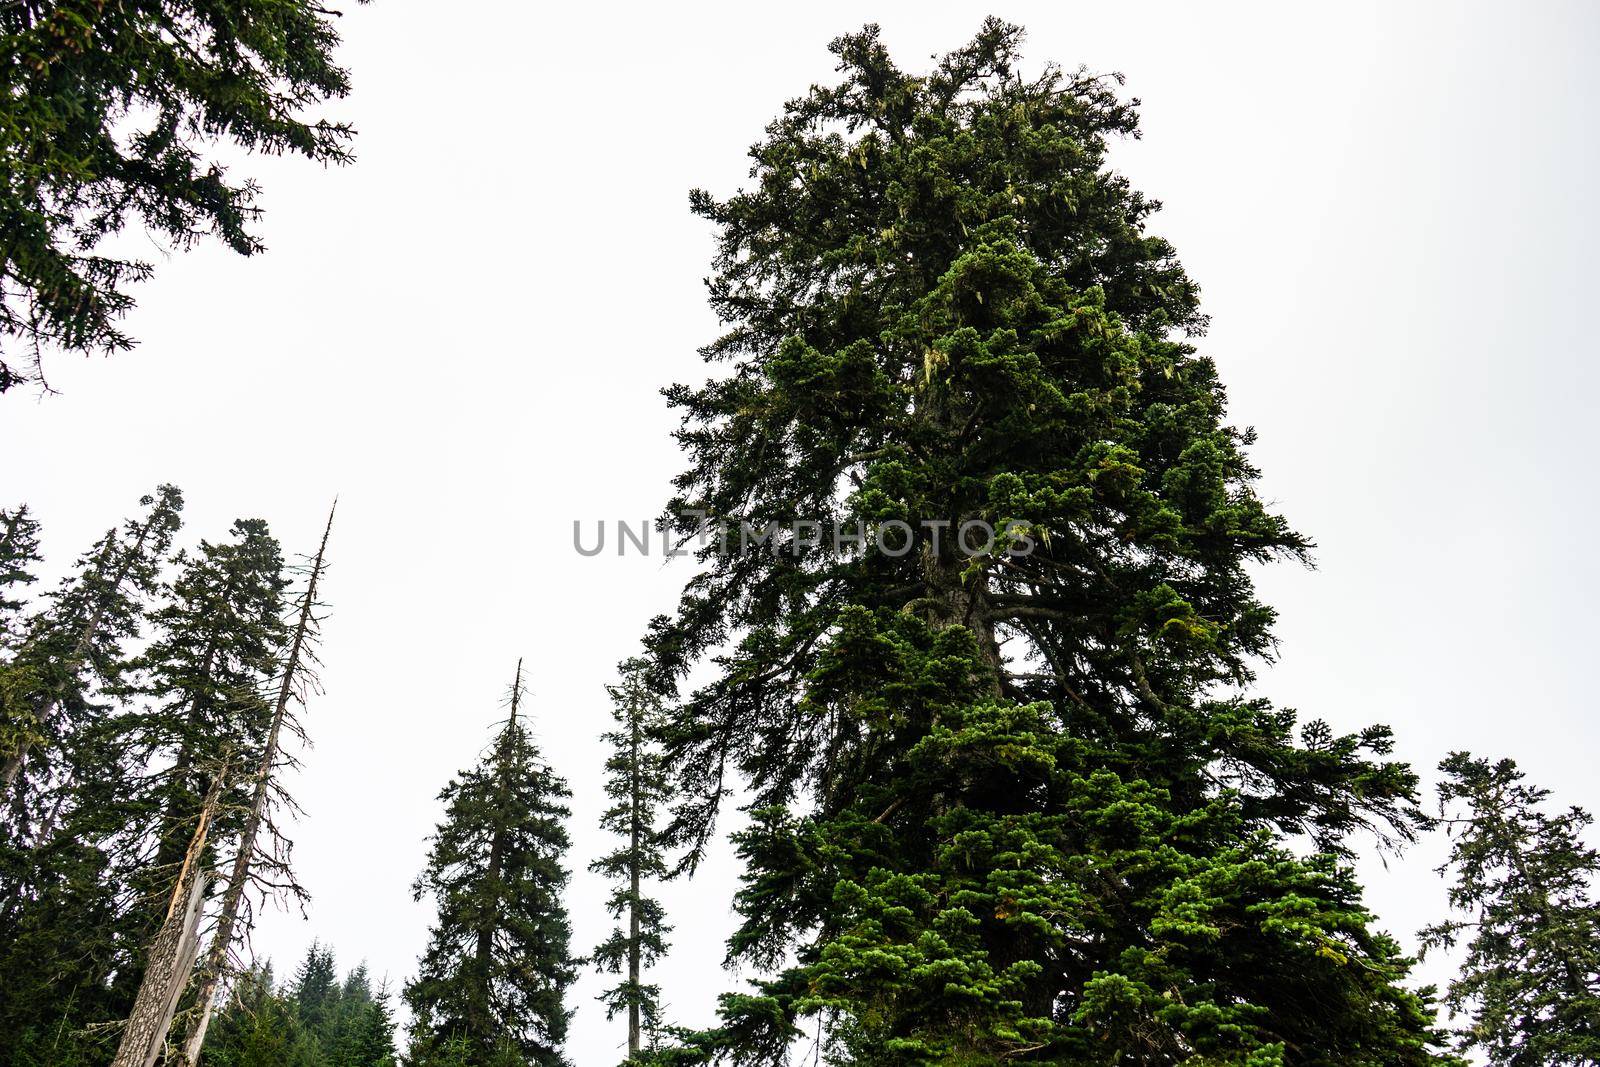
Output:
left=3, top=1, right=1598, bottom=1060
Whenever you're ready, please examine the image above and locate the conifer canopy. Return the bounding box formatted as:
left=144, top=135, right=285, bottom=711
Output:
left=406, top=665, right=577, bottom=1067
left=644, top=20, right=1450, bottom=1065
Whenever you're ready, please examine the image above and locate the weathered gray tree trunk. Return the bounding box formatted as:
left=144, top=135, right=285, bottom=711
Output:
left=176, top=504, right=335, bottom=1067
left=110, top=779, right=220, bottom=1067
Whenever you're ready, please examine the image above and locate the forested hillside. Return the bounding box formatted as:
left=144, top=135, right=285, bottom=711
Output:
left=202, top=944, right=396, bottom=1067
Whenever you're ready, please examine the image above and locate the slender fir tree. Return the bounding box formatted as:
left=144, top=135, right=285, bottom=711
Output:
left=0, top=504, right=42, bottom=643
left=0, top=504, right=44, bottom=811
left=0, top=485, right=184, bottom=819
left=329, top=967, right=400, bottom=1067
left=346, top=984, right=401, bottom=1067
left=591, top=657, right=673, bottom=1063
left=1421, top=753, right=1600, bottom=1065
left=405, top=661, right=576, bottom=1067
left=642, top=22, right=1449, bottom=1064
left=0, top=0, right=364, bottom=391
left=180, top=503, right=336, bottom=1066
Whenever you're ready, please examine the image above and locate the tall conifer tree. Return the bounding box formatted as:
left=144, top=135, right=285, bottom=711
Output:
left=591, top=657, right=673, bottom=1062
left=123, top=518, right=288, bottom=906
left=643, top=22, right=1449, bottom=1064
left=405, top=661, right=576, bottom=1067
left=0, top=503, right=44, bottom=807
left=1421, top=753, right=1600, bottom=1065
left=180, top=503, right=336, bottom=1066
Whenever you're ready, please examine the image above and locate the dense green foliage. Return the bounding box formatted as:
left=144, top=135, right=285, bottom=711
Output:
left=406, top=665, right=577, bottom=1067
left=203, top=944, right=397, bottom=1067
left=590, top=658, right=674, bottom=1062
left=0, top=0, right=363, bottom=390
left=123, top=517, right=290, bottom=905
left=642, top=21, right=1451, bottom=1064
left=0, top=18, right=1593, bottom=1067
left=1421, top=753, right=1600, bottom=1065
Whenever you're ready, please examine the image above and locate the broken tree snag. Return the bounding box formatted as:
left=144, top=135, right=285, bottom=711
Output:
left=111, top=773, right=222, bottom=1067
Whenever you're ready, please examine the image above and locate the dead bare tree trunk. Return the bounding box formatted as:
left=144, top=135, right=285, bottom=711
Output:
left=176, top=503, right=335, bottom=1067
left=110, top=775, right=222, bottom=1067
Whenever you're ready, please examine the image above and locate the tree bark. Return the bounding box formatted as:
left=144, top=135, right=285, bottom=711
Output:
left=111, top=778, right=220, bottom=1067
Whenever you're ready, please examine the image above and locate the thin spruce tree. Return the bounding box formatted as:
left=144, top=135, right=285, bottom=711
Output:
left=329, top=966, right=401, bottom=1067
left=405, top=660, right=576, bottom=1067
left=0, top=485, right=184, bottom=817
left=590, top=657, right=673, bottom=1063
left=179, top=502, right=337, bottom=1066
left=642, top=21, right=1452, bottom=1065
left=0, top=0, right=366, bottom=391
left=0, top=504, right=42, bottom=643
left=1421, top=752, right=1600, bottom=1065
left=0, top=503, right=44, bottom=812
